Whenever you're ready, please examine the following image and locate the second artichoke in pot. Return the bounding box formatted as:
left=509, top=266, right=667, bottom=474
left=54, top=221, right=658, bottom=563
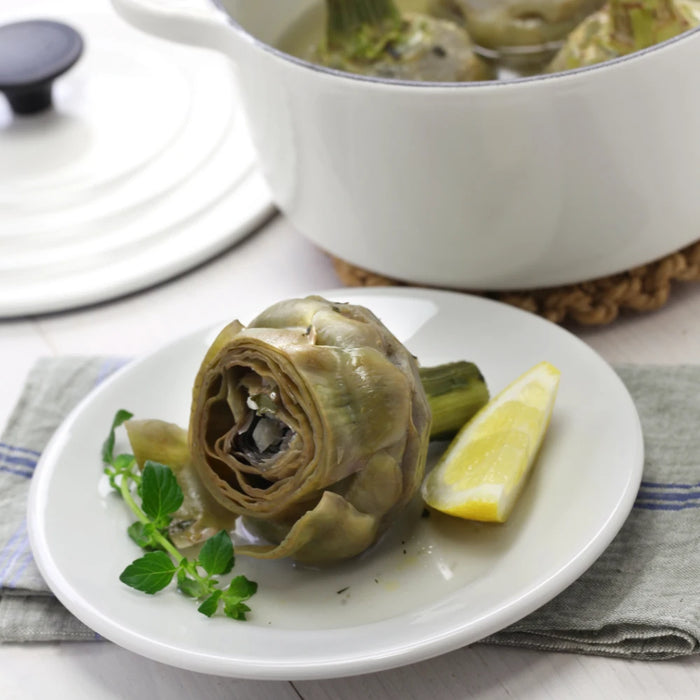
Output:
left=431, top=0, right=606, bottom=71
left=311, top=0, right=494, bottom=81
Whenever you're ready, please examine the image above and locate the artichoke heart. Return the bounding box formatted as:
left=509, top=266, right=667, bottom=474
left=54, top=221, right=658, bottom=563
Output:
left=187, top=296, right=432, bottom=564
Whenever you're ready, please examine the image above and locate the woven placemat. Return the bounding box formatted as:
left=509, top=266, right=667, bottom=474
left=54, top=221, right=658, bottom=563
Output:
left=331, top=239, right=700, bottom=325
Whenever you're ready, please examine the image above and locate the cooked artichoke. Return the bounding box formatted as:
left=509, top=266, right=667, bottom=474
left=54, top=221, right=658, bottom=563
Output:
left=548, top=0, right=698, bottom=72
left=187, top=296, right=432, bottom=564
left=123, top=296, right=489, bottom=565
left=431, top=0, right=605, bottom=52
left=315, top=0, right=493, bottom=81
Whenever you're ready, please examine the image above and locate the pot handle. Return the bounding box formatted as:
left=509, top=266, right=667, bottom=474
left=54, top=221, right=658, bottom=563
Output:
left=110, top=0, right=240, bottom=61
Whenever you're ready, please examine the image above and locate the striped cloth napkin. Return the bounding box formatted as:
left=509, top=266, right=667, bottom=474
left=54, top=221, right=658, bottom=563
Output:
left=0, top=357, right=128, bottom=642
left=1, top=358, right=700, bottom=658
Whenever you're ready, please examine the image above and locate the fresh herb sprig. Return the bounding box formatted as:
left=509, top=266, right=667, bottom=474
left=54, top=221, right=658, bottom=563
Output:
left=102, top=410, right=257, bottom=620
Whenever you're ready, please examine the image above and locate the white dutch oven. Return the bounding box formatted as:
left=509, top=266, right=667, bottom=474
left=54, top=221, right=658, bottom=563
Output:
left=112, top=0, right=700, bottom=289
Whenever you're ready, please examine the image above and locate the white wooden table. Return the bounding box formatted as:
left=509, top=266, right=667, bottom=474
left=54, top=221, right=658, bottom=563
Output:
left=2, top=215, right=700, bottom=699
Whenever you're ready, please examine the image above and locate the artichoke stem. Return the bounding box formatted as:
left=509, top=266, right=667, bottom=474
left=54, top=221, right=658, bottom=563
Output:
left=325, top=0, right=402, bottom=55
left=419, top=362, right=489, bottom=441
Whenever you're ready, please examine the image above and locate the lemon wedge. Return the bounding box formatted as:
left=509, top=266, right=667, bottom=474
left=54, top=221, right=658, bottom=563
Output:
left=421, top=361, right=561, bottom=522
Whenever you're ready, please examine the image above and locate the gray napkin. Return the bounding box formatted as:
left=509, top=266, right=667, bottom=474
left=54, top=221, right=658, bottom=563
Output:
left=485, top=365, right=700, bottom=659
left=1, top=358, right=699, bottom=658
left=0, top=357, right=128, bottom=642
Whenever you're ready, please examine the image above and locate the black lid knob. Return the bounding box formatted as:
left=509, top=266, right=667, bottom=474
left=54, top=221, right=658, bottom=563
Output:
left=0, top=19, right=83, bottom=116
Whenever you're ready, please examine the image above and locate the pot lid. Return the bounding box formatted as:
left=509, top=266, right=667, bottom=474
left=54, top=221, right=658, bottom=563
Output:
left=0, top=0, right=274, bottom=318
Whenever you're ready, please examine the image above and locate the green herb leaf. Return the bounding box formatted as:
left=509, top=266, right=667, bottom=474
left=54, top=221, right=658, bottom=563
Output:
left=102, top=409, right=133, bottom=465
left=119, top=551, right=177, bottom=594
left=197, top=590, right=222, bottom=617
left=127, top=521, right=160, bottom=550
left=177, top=569, right=209, bottom=599
left=226, top=575, right=258, bottom=600
left=198, top=530, right=235, bottom=576
left=113, top=452, right=136, bottom=471
left=221, top=575, right=258, bottom=620
left=223, top=602, right=251, bottom=621
left=140, top=461, right=184, bottom=526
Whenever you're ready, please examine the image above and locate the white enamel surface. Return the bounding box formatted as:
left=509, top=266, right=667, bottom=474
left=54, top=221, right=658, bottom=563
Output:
left=27, top=288, right=643, bottom=680
left=0, top=0, right=274, bottom=317
left=112, top=0, right=700, bottom=289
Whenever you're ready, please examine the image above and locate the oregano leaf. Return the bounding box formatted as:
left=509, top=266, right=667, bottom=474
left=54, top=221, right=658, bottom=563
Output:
left=113, top=453, right=136, bottom=471
left=127, top=522, right=160, bottom=550
left=222, top=575, right=258, bottom=619
left=102, top=409, right=133, bottom=465
left=119, top=551, right=176, bottom=594
left=177, top=569, right=209, bottom=599
left=225, top=575, right=258, bottom=601
left=198, top=530, right=234, bottom=576
left=197, top=590, right=222, bottom=618
left=223, top=601, right=251, bottom=621
left=140, top=461, right=184, bottom=525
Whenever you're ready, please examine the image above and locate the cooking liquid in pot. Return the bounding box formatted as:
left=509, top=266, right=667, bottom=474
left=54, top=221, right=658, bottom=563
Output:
left=278, top=0, right=700, bottom=80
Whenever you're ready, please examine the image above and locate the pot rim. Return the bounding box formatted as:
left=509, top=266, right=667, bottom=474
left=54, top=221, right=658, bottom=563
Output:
left=212, top=0, right=700, bottom=88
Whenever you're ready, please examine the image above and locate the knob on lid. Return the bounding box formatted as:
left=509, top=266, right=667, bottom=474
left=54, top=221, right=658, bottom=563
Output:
left=0, top=19, right=83, bottom=115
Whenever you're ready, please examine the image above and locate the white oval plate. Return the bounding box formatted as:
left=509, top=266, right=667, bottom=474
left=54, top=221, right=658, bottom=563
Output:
left=27, top=288, right=643, bottom=680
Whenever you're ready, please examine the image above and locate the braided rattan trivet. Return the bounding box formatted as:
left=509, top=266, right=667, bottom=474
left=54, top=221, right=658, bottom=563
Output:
left=331, top=239, right=700, bottom=325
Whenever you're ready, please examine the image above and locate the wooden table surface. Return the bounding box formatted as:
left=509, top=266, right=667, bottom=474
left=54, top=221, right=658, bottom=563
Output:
left=2, top=214, right=700, bottom=699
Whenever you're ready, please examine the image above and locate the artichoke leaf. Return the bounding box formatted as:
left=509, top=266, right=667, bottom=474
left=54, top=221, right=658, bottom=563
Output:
left=124, top=419, right=238, bottom=549
left=237, top=491, right=379, bottom=564
left=341, top=451, right=403, bottom=518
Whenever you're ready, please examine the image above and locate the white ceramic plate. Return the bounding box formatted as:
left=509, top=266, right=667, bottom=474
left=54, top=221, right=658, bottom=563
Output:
left=27, top=288, right=643, bottom=680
